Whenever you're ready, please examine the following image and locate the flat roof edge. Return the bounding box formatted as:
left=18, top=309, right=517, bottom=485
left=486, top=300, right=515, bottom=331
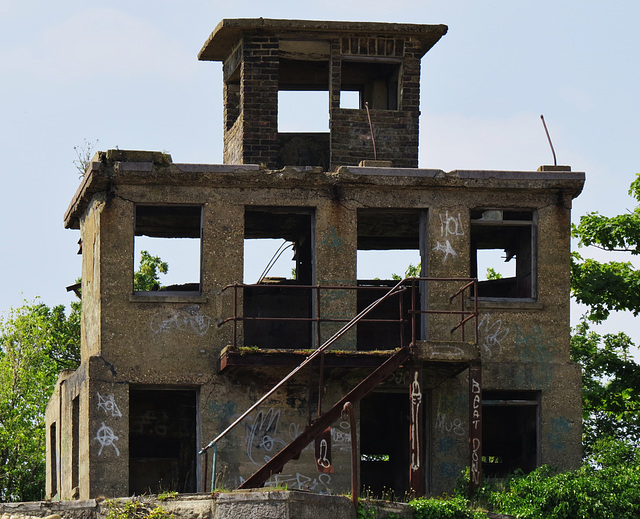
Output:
left=199, top=18, right=448, bottom=61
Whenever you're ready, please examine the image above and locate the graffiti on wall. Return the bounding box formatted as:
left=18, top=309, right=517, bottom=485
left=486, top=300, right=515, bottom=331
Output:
left=469, top=374, right=482, bottom=486
left=435, top=393, right=466, bottom=437
left=240, top=406, right=335, bottom=493
left=150, top=305, right=211, bottom=336
left=95, top=392, right=121, bottom=456
left=478, top=314, right=510, bottom=358
left=433, top=211, right=465, bottom=263
left=439, top=211, right=465, bottom=237
left=95, top=422, right=120, bottom=456
left=97, top=392, right=122, bottom=417
left=433, top=240, right=458, bottom=263
left=410, top=371, right=422, bottom=471
left=548, top=417, right=573, bottom=451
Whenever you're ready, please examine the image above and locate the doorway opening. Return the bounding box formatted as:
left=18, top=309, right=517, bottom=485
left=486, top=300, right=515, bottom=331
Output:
left=360, top=392, right=411, bottom=497
left=129, top=388, right=198, bottom=494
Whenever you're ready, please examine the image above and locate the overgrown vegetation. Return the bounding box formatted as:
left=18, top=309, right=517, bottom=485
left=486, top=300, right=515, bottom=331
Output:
left=104, top=498, right=173, bottom=519
left=73, top=138, right=99, bottom=178
left=484, top=438, right=640, bottom=518
left=571, top=173, right=640, bottom=455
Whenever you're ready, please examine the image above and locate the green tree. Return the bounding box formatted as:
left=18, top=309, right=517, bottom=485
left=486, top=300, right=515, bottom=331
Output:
left=0, top=300, right=80, bottom=501
left=484, top=267, right=503, bottom=280
left=571, top=173, right=640, bottom=453
left=133, top=250, right=169, bottom=291
left=571, top=174, right=640, bottom=322
left=392, top=262, right=422, bottom=280
left=571, top=321, right=640, bottom=454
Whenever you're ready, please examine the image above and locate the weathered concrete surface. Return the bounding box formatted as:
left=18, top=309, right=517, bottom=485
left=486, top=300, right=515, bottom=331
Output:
left=0, top=493, right=355, bottom=519
left=46, top=150, right=585, bottom=498
left=0, top=494, right=516, bottom=519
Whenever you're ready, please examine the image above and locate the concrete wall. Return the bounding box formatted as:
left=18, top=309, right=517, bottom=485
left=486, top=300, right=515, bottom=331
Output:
left=49, top=156, right=584, bottom=499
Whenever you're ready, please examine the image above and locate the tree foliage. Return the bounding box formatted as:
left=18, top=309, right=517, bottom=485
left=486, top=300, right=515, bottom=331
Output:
left=571, top=173, right=640, bottom=452
left=133, top=251, right=168, bottom=291
left=486, top=440, right=640, bottom=519
left=570, top=321, right=640, bottom=455
left=571, top=174, right=640, bottom=322
left=0, top=301, right=80, bottom=501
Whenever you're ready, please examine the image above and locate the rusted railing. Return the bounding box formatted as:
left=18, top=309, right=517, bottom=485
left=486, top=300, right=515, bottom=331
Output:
left=219, top=277, right=478, bottom=348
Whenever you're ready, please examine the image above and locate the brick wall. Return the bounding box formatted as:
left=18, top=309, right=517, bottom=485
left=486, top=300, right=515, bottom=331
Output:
left=330, top=108, right=419, bottom=168
left=239, top=34, right=279, bottom=167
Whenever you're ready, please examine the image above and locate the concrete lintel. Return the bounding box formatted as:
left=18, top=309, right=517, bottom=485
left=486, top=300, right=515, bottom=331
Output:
left=340, top=166, right=444, bottom=178
left=450, top=169, right=585, bottom=182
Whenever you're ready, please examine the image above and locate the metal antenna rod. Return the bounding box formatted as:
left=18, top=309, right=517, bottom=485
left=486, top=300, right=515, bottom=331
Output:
left=365, top=102, right=378, bottom=160
left=540, top=114, right=557, bottom=166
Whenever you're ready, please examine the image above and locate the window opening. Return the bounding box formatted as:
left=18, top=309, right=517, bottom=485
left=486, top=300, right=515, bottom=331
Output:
left=134, top=205, right=202, bottom=293
left=357, top=209, right=423, bottom=350
left=129, top=388, right=197, bottom=494
left=71, top=396, right=79, bottom=490
left=360, top=392, right=411, bottom=497
left=278, top=91, right=329, bottom=132
left=50, top=423, right=57, bottom=497
left=339, top=90, right=360, bottom=109
left=243, top=208, right=314, bottom=348
left=482, top=391, right=540, bottom=478
left=244, top=239, right=296, bottom=284
left=471, top=209, right=535, bottom=299
left=341, top=60, right=400, bottom=110
left=276, top=53, right=330, bottom=168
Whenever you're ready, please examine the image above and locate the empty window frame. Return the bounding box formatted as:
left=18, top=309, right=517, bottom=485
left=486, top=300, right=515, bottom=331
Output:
left=357, top=209, right=424, bottom=349
left=134, top=205, right=202, bottom=293
left=243, top=207, right=314, bottom=349
left=277, top=49, right=331, bottom=168
left=278, top=54, right=330, bottom=132
left=482, top=391, right=540, bottom=478
left=340, top=59, right=401, bottom=110
left=470, top=209, right=536, bottom=299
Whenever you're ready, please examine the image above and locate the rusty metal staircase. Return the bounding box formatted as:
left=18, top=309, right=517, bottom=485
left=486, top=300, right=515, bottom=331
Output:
left=238, top=345, right=411, bottom=489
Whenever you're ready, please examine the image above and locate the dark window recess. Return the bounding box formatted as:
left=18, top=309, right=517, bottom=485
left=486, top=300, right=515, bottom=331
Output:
left=72, top=396, right=79, bottom=490
left=357, top=209, right=422, bottom=350
left=50, top=423, right=57, bottom=497
left=134, top=205, right=202, bottom=293
left=482, top=391, right=539, bottom=478
left=243, top=208, right=314, bottom=349
left=129, top=388, right=197, bottom=494
left=341, top=60, right=400, bottom=110
left=360, top=392, right=411, bottom=497
left=471, top=210, right=535, bottom=299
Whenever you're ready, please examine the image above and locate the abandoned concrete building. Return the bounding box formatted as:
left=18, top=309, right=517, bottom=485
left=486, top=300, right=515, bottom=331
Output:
left=45, top=18, right=584, bottom=500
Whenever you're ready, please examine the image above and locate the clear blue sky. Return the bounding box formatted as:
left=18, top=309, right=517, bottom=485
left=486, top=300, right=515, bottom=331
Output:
left=1, top=1, right=639, bottom=342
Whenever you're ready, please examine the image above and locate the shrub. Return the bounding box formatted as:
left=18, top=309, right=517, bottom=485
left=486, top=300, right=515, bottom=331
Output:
left=408, top=495, right=487, bottom=519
